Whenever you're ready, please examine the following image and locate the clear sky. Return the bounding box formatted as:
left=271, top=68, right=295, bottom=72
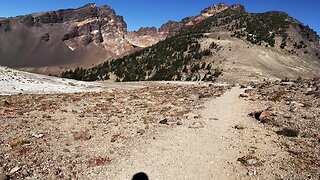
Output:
left=0, top=0, right=319, bottom=34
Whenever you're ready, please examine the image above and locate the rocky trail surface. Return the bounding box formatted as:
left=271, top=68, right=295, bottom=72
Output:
left=1, top=81, right=318, bottom=179
left=88, top=87, right=294, bottom=179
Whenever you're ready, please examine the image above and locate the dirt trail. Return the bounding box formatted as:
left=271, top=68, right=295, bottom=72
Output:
left=93, top=87, right=285, bottom=179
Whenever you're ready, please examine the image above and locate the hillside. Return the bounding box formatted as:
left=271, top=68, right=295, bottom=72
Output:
left=61, top=5, right=320, bottom=83
left=0, top=4, right=133, bottom=75
left=0, top=3, right=236, bottom=75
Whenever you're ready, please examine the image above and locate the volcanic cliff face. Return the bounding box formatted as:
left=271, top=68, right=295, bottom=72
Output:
left=61, top=4, right=320, bottom=83
left=0, top=3, right=319, bottom=77
left=0, top=3, right=135, bottom=74
left=0, top=3, right=242, bottom=74
left=125, top=3, right=238, bottom=47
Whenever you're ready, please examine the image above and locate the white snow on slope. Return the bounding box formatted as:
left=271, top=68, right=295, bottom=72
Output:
left=0, top=66, right=142, bottom=95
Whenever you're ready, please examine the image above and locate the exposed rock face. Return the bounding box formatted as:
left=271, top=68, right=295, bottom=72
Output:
left=0, top=3, right=318, bottom=76
left=126, top=3, right=239, bottom=47
left=0, top=3, right=134, bottom=74
left=2, top=3, right=235, bottom=74
left=125, top=27, right=165, bottom=47
left=0, top=3, right=243, bottom=74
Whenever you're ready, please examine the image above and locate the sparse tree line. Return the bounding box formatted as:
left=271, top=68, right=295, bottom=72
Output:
left=61, top=7, right=318, bottom=82
left=61, top=30, right=223, bottom=82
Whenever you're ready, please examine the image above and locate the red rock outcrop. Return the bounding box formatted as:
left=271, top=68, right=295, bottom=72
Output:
left=0, top=3, right=243, bottom=74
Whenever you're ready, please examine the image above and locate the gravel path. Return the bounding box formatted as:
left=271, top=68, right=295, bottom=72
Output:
left=99, top=87, right=273, bottom=179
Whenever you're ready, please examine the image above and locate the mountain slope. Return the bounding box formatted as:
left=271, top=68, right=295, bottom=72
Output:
left=61, top=5, right=320, bottom=83
left=0, top=3, right=237, bottom=75
left=0, top=4, right=134, bottom=74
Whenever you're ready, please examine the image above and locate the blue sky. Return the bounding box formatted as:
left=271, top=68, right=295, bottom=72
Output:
left=0, top=0, right=319, bottom=34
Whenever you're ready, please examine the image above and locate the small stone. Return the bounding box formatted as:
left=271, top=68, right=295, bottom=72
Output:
left=238, top=155, right=259, bottom=166
left=111, top=134, right=120, bottom=142
left=0, top=100, right=10, bottom=107
left=259, top=111, right=272, bottom=119
left=9, top=166, right=21, bottom=175
left=177, top=121, right=183, bottom=125
left=184, top=112, right=199, bottom=120
left=239, top=93, right=249, bottom=98
left=42, top=114, right=51, bottom=119
left=289, top=106, right=298, bottom=112
left=249, top=110, right=272, bottom=123
left=188, top=122, right=204, bottom=129
left=159, top=119, right=169, bottom=125
left=73, top=130, right=91, bottom=141
left=246, top=159, right=257, bottom=165
left=62, top=149, right=71, bottom=153
left=247, top=169, right=257, bottom=176
left=32, top=133, right=44, bottom=138
left=137, top=129, right=145, bottom=135
left=235, top=125, right=245, bottom=130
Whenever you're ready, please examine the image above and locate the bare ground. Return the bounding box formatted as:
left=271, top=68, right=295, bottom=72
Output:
left=85, top=87, right=296, bottom=179
left=1, top=82, right=318, bottom=179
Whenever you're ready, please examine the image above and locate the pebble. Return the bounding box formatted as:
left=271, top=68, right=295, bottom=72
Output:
left=0, top=100, right=10, bottom=107
left=9, top=166, right=21, bottom=175
left=238, top=155, right=259, bottom=166
left=32, top=132, right=44, bottom=138
left=137, top=129, right=145, bottom=135
left=247, top=169, right=257, bottom=176
left=73, top=130, right=92, bottom=141
left=62, top=149, right=71, bottom=153
left=188, top=122, right=204, bottom=129
left=246, top=159, right=258, bottom=165
left=159, top=119, right=169, bottom=125
left=235, top=125, right=246, bottom=130
left=184, top=112, right=199, bottom=119
left=239, top=93, right=249, bottom=98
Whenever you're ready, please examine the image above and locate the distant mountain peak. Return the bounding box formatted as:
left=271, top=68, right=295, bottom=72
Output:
left=200, top=3, right=229, bottom=16
left=0, top=2, right=318, bottom=77
left=81, top=3, right=97, bottom=8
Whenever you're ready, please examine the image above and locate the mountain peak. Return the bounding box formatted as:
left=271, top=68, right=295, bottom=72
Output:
left=81, top=3, right=97, bottom=8
left=200, top=3, right=230, bottom=15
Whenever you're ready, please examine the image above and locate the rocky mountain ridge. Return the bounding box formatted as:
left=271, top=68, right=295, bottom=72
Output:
left=0, top=3, right=136, bottom=73
left=126, top=3, right=241, bottom=47
left=60, top=4, right=320, bottom=83
left=0, top=3, right=238, bottom=74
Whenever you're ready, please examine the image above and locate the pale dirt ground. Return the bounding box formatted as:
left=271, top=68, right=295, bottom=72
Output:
left=1, top=82, right=317, bottom=179
left=85, top=87, right=291, bottom=180
left=199, top=32, right=320, bottom=84
left=0, top=66, right=143, bottom=95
